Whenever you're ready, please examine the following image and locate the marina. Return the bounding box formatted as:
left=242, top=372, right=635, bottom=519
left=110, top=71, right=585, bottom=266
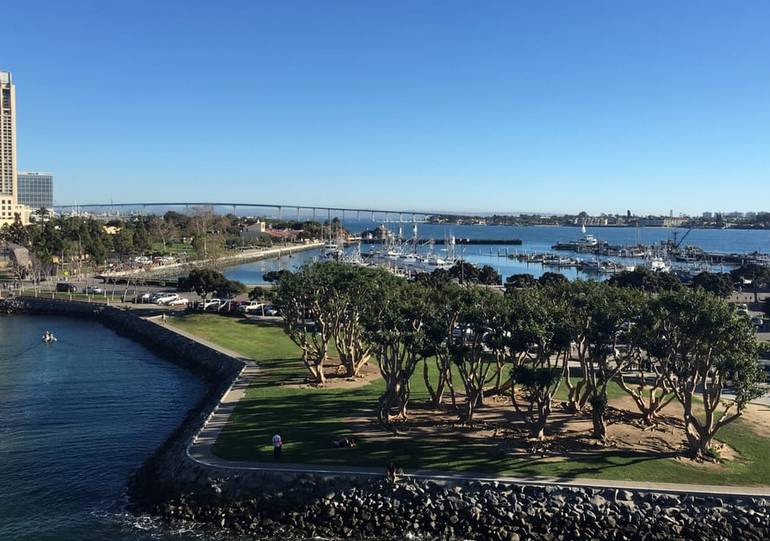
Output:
left=219, top=221, right=770, bottom=284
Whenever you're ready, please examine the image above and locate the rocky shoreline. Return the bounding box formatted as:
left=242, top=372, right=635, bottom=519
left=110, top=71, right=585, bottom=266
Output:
left=5, top=297, right=769, bottom=540
left=144, top=476, right=769, bottom=540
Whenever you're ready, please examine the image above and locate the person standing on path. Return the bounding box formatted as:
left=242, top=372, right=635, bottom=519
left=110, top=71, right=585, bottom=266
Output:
left=272, top=434, right=283, bottom=460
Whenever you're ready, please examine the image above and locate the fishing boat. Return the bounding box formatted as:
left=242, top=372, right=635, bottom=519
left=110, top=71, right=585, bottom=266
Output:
left=552, top=224, right=603, bottom=252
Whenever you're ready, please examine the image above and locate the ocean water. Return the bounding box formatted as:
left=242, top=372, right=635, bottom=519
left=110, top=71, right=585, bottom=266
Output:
left=0, top=315, right=207, bottom=541
left=224, top=221, right=770, bottom=284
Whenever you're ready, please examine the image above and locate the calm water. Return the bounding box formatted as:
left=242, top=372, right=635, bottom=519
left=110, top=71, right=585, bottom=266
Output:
left=225, top=221, right=770, bottom=283
left=0, top=315, right=207, bottom=541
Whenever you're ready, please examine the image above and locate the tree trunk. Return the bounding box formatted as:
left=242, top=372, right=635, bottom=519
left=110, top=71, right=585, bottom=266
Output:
left=592, top=407, right=607, bottom=440
left=423, top=358, right=437, bottom=406
left=590, top=394, right=608, bottom=440
left=692, top=431, right=713, bottom=459
left=532, top=404, right=549, bottom=441
left=565, top=380, right=588, bottom=413
left=377, top=388, right=396, bottom=427
left=316, top=361, right=326, bottom=384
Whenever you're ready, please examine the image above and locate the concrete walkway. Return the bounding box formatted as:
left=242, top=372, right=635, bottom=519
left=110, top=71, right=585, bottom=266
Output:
left=147, top=316, right=261, bottom=463
left=149, top=316, right=770, bottom=499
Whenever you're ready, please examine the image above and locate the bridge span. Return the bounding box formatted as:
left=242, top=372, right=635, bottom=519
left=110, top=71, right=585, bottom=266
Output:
left=51, top=202, right=450, bottom=222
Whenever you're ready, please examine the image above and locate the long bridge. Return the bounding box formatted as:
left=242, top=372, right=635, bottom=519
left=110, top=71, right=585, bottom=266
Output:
left=51, top=202, right=451, bottom=222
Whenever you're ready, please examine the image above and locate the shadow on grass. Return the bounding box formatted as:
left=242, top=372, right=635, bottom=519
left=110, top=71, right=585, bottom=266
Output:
left=213, top=380, right=681, bottom=481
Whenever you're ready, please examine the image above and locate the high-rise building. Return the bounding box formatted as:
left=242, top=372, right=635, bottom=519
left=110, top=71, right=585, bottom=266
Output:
left=0, top=70, right=31, bottom=226
left=18, top=172, right=54, bottom=211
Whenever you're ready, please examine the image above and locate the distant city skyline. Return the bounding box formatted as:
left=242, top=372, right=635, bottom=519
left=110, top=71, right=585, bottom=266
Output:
left=4, top=1, right=770, bottom=215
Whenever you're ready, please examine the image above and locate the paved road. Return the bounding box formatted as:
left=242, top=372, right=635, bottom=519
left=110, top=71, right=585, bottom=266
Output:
left=150, top=316, right=770, bottom=498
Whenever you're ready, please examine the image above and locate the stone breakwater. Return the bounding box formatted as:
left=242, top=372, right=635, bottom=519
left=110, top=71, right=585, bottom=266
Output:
left=5, top=297, right=769, bottom=540
left=150, top=477, right=770, bottom=540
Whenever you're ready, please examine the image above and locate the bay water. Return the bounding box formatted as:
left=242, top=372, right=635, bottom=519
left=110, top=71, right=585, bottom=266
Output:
left=0, top=315, right=207, bottom=541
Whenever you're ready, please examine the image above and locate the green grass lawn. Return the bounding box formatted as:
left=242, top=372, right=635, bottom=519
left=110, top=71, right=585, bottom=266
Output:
left=170, top=313, right=770, bottom=486
left=170, top=313, right=309, bottom=384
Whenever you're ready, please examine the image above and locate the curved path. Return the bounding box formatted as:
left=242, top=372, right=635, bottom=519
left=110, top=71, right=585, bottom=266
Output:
left=149, top=317, right=770, bottom=499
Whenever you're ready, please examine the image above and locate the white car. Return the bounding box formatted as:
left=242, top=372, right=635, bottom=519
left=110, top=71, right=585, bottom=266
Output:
left=202, top=298, right=223, bottom=310
left=154, top=293, right=180, bottom=305
left=238, top=301, right=265, bottom=314
left=167, top=297, right=189, bottom=306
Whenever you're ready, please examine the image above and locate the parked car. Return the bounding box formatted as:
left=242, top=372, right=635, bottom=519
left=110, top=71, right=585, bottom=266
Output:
left=263, top=305, right=280, bottom=316
left=737, top=303, right=749, bottom=311
left=56, top=282, right=78, bottom=293
left=84, top=286, right=104, bottom=294
left=167, top=297, right=189, bottom=306
left=202, top=298, right=223, bottom=310
left=737, top=308, right=751, bottom=317
left=238, top=301, right=266, bottom=314
left=139, top=292, right=153, bottom=303
left=751, top=316, right=765, bottom=328
left=154, top=293, right=180, bottom=305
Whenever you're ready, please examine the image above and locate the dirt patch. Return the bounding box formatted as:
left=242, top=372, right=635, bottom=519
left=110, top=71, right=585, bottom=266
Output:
left=345, top=390, right=743, bottom=469
left=289, top=358, right=381, bottom=390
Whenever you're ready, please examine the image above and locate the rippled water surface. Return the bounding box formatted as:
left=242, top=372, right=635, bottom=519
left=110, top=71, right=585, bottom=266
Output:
left=0, top=315, right=207, bottom=541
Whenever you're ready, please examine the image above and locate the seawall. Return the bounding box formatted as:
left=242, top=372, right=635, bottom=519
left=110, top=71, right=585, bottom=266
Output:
left=4, top=297, right=769, bottom=540
left=2, top=298, right=377, bottom=505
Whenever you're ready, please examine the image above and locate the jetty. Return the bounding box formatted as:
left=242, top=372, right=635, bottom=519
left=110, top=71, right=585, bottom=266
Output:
left=96, top=242, right=324, bottom=282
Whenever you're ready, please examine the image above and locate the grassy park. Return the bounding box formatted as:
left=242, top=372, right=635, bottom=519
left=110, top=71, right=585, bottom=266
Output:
left=169, top=312, right=770, bottom=487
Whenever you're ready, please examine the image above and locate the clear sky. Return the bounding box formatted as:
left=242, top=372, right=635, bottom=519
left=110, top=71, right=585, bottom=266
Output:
left=4, top=1, right=770, bottom=215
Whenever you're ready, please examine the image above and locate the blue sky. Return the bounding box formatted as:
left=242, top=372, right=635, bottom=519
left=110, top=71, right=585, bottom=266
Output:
left=5, top=1, right=770, bottom=215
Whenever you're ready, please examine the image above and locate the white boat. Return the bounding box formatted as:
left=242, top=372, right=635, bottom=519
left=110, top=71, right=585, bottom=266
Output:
left=580, top=259, right=601, bottom=272
left=577, top=225, right=599, bottom=248
left=644, top=257, right=671, bottom=273
left=367, top=226, right=457, bottom=274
